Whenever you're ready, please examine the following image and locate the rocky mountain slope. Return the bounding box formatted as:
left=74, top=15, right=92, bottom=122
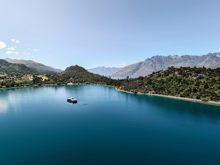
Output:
left=88, top=67, right=121, bottom=76
left=4, top=58, right=62, bottom=73
left=111, top=53, right=220, bottom=78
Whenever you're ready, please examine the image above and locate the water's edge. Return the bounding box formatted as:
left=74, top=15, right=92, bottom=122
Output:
left=1, top=84, right=220, bottom=107
left=115, top=88, right=220, bottom=107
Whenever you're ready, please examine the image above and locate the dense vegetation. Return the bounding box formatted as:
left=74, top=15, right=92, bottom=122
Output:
left=46, top=66, right=220, bottom=102
left=0, top=60, right=47, bottom=88
left=117, top=67, right=220, bottom=102
left=57, top=65, right=112, bottom=84
left=0, top=61, right=219, bottom=102
left=0, top=60, right=36, bottom=74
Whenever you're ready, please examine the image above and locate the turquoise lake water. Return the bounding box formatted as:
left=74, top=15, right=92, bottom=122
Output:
left=0, top=85, right=220, bottom=165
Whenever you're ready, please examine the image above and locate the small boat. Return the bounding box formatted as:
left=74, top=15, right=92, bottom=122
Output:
left=67, top=97, right=77, bottom=103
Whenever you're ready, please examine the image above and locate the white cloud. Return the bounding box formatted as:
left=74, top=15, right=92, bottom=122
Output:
left=7, top=46, right=16, bottom=51
left=10, top=38, right=16, bottom=42
left=0, top=41, right=7, bottom=49
left=5, top=51, right=13, bottom=55
left=5, top=50, right=19, bottom=55
left=10, top=38, right=20, bottom=44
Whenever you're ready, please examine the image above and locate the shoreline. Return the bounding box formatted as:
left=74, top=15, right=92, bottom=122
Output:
left=0, top=84, right=58, bottom=90
left=115, top=88, right=220, bottom=107
left=0, top=83, right=220, bottom=107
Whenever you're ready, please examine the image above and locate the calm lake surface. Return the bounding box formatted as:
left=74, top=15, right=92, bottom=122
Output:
left=0, top=85, right=220, bottom=165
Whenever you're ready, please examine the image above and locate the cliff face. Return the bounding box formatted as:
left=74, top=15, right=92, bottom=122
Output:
left=111, top=53, right=220, bottom=78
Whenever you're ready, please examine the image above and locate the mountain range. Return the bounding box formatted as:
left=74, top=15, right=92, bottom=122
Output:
left=88, top=67, right=121, bottom=76
left=0, top=57, right=220, bottom=103
left=111, top=53, right=220, bottom=78
left=4, top=58, right=62, bottom=73
left=0, top=59, right=36, bottom=74
left=2, top=53, right=220, bottom=78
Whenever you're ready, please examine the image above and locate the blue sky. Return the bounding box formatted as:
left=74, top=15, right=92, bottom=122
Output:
left=0, top=0, right=220, bottom=69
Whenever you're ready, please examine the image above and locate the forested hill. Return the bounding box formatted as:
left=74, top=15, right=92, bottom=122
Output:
left=50, top=65, right=114, bottom=84
left=117, top=67, right=220, bottom=102
left=0, top=62, right=219, bottom=102
left=0, top=59, right=36, bottom=74
left=47, top=65, right=220, bottom=102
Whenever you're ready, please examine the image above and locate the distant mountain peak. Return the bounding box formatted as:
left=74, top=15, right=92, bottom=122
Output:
left=4, top=58, right=62, bottom=73
left=111, top=53, right=220, bottom=78
left=88, top=66, right=122, bottom=76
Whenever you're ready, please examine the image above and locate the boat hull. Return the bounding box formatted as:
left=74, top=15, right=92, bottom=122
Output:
left=67, top=98, right=77, bottom=103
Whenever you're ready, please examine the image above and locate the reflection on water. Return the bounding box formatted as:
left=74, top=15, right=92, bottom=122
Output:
left=0, top=85, right=220, bottom=119
left=117, top=89, right=220, bottom=120
left=0, top=90, right=24, bottom=113
left=0, top=85, right=220, bottom=165
left=0, top=99, right=7, bottom=113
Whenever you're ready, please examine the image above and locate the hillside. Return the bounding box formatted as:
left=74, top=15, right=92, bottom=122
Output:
left=50, top=65, right=220, bottom=102
left=4, top=58, right=62, bottom=73
left=88, top=67, right=121, bottom=76
left=0, top=59, right=36, bottom=74
left=0, top=62, right=219, bottom=102
left=117, top=67, right=220, bottom=102
left=53, top=65, right=113, bottom=84
left=111, top=53, right=220, bottom=78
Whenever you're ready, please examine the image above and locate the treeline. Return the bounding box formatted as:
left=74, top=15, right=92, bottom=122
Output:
left=0, top=64, right=219, bottom=102
left=46, top=66, right=220, bottom=102
left=0, top=74, right=35, bottom=88
left=45, top=65, right=119, bottom=85
left=117, top=67, right=220, bottom=102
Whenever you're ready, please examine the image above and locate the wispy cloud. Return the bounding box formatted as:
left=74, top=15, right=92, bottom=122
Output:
left=3, top=38, right=39, bottom=56
left=7, top=46, right=16, bottom=51
left=0, top=41, right=7, bottom=49
left=6, top=46, right=18, bottom=55
left=10, top=38, right=20, bottom=44
left=6, top=50, right=19, bottom=55
left=5, top=51, right=13, bottom=55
